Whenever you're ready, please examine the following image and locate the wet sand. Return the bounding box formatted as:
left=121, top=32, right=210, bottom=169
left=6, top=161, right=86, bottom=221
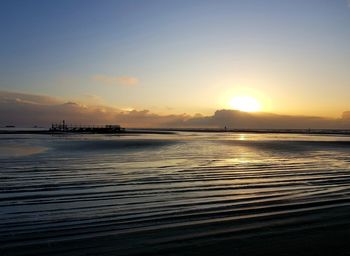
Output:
left=1, top=132, right=350, bottom=255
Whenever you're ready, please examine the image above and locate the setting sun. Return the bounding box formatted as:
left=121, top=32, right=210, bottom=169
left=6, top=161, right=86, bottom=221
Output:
left=229, top=96, right=261, bottom=112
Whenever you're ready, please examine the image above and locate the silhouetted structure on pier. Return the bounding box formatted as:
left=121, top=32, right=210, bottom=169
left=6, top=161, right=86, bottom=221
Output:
left=50, top=120, right=124, bottom=133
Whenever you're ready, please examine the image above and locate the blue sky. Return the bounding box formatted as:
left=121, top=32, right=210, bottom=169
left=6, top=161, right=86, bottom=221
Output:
left=1, top=0, right=350, bottom=117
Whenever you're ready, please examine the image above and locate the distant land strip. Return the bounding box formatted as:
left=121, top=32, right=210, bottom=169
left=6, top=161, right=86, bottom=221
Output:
left=2, top=128, right=350, bottom=136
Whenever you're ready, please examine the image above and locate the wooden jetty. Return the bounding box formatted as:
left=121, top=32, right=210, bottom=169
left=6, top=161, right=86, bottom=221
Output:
left=50, top=120, right=125, bottom=133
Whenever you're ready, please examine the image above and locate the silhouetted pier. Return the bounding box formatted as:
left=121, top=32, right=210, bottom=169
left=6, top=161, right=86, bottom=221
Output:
left=50, top=120, right=125, bottom=133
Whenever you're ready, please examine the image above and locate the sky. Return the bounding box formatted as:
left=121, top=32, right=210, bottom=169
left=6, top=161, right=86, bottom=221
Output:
left=1, top=0, right=350, bottom=128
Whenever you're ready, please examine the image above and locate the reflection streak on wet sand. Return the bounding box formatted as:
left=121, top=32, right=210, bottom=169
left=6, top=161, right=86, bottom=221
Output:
left=0, top=144, right=47, bottom=157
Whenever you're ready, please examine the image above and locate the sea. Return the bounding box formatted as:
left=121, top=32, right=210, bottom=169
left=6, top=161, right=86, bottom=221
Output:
left=1, top=131, right=350, bottom=255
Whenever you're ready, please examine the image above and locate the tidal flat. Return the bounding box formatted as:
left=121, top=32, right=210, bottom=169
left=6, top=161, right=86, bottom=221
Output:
left=1, top=132, right=350, bottom=255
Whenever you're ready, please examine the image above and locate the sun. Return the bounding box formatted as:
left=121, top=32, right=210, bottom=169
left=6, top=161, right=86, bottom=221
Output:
left=229, top=96, right=261, bottom=112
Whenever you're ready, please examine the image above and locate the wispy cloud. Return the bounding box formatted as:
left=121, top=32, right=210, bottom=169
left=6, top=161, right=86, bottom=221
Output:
left=82, top=94, right=106, bottom=105
left=92, top=74, right=139, bottom=86
left=0, top=91, right=61, bottom=105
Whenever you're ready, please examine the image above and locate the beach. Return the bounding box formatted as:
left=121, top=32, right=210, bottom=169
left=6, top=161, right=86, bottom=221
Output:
left=1, top=132, right=350, bottom=255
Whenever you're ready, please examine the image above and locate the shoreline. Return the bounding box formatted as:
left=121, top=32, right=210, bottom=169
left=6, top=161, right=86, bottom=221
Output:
left=0, top=129, right=175, bottom=135
left=154, top=128, right=350, bottom=136
left=1, top=128, right=350, bottom=136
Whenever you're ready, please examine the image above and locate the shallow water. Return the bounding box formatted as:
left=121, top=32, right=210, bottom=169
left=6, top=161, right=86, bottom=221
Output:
left=1, top=132, right=350, bottom=255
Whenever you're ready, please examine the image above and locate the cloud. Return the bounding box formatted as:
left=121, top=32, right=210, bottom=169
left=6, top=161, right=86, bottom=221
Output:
left=92, top=74, right=139, bottom=86
left=342, top=111, right=350, bottom=120
left=0, top=91, right=182, bottom=127
left=0, top=91, right=61, bottom=105
left=82, top=94, right=106, bottom=105
left=348, top=0, right=350, bottom=7
left=200, top=110, right=342, bottom=129
left=1, top=90, right=350, bottom=129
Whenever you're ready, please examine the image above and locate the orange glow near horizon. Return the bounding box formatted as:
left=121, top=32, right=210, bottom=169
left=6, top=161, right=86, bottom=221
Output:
left=228, top=96, right=261, bottom=112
